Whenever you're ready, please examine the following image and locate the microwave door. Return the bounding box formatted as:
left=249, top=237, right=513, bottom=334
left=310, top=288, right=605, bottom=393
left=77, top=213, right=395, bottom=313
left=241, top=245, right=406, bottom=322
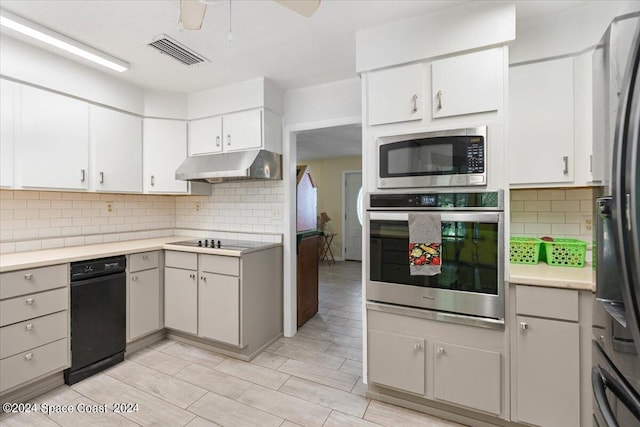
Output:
left=611, top=23, right=640, bottom=356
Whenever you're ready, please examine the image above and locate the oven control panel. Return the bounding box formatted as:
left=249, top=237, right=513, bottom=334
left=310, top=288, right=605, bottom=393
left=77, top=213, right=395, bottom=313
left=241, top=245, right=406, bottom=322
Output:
left=368, top=190, right=503, bottom=210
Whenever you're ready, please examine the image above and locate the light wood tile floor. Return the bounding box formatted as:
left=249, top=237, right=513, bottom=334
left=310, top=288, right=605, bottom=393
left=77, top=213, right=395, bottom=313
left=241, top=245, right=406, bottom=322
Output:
left=0, top=261, right=464, bottom=427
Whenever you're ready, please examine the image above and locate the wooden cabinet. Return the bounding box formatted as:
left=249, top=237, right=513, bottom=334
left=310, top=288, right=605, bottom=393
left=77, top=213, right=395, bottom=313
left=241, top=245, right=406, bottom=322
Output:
left=509, top=57, right=575, bottom=185
left=127, top=251, right=162, bottom=342
left=198, top=272, right=240, bottom=346
left=512, top=285, right=583, bottom=427
left=143, top=118, right=189, bottom=194
left=222, top=109, right=263, bottom=152
left=90, top=106, right=142, bottom=193
left=368, top=329, right=425, bottom=395
left=188, top=116, right=223, bottom=156
left=431, top=48, right=502, bottom=119
left=432, top=342, right=501, bottom=415
left=297, top=233, right=319, bottom=327
left=0, top=264, right=69, bottom=393
left=1, top=79, right=15, bottom=188
left=20, top=85, right=89, bottom=190
left=367, top=63, right=423, bottom=126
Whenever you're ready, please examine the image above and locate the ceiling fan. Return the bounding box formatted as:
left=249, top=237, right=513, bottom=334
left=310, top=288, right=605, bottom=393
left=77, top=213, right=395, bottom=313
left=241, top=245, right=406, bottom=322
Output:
left=179, top=0, right=321, bottom=31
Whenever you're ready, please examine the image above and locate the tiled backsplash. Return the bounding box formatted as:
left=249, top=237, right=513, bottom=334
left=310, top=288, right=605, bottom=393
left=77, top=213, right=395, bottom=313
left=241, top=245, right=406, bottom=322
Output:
left=0, top=182, right=285, bottom=254
left=0, top=190, right=176, bottom=253
left=510, top=188, right=594, bottom=260
left=174, top=181, right=284, bottom=240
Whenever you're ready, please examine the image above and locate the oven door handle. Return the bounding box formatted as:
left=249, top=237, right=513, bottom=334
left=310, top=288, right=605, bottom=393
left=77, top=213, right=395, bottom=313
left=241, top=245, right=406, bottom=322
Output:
left=368, top=211, right=502, bottom=223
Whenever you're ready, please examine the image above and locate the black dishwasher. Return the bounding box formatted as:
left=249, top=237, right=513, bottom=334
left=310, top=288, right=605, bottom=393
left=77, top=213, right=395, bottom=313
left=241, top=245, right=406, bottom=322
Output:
left=64, top=256, right=126, bottom=385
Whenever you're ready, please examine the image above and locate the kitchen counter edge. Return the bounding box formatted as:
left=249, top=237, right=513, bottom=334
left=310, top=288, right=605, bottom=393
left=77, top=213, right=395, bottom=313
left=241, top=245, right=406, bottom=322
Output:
left=0, top=237, right=282, bottom=272
left=509, top=262, right=595, bottom=292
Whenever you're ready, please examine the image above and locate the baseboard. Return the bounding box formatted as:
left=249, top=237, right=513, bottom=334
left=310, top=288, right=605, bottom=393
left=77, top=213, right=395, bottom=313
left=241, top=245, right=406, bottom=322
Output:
left=125, top=329, right=167, bottom=356
left=166, top=331, right=282, bottom=361
left=1, top=373, right=64, bottom=408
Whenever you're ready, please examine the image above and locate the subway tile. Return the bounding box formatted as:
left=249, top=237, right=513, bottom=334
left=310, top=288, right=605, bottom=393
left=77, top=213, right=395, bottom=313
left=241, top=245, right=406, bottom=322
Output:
left=41, top=238, right=65, bottom=250
left=0, top=229, right=13, bottom=240
left=536, top=189, right=566, bottom=201
left=39, top=192, right=62, bottom=200
left=581, top=200, right=593, bottom=213
left=0, top=242, right=16, bottom=253
left=14, top=229, right=39, bottom=240
left=510, top=200, right=524, bottom=212
left=551, top=223, right=581, bottom=235
left=537, top=212, right=565, bottom=223
left=38, top=228, right=62, bottom=238
left=551, top=200, right=581, bottom=212
left=1, top=200, right=27, bottom=209
left=0, top=190, right=14, bottom=200
left=511, top=212, right=537, bottom=223
left=524, top=201, right=551, bottom=212
left=511, top=190, right=538, bottom=201
left=13, top=191, right=35, bottom=200
left=65, top=236, right=86, bottom=247
left=15, top=240, right=42, bottom=252
left=566, top=188, right=593, bottom=200
left=13, top=210, right=38, bottom=219
left=524, top=223, right=552, bottom=235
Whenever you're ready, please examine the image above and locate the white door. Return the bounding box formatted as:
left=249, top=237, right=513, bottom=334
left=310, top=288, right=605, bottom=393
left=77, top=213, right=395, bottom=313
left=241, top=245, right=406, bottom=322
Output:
left=344, top=172, right=362, bottom=261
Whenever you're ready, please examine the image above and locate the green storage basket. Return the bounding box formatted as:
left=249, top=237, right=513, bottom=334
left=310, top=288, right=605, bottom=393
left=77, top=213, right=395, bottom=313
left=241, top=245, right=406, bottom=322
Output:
left=510, top=237, right=543, bottom=265
left=542, top=238, right=587, bottom=268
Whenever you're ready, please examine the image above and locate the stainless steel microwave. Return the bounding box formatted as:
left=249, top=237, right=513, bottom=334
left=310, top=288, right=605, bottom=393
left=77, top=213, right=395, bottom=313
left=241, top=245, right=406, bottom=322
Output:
left=377, top=126, right=487, bottom=189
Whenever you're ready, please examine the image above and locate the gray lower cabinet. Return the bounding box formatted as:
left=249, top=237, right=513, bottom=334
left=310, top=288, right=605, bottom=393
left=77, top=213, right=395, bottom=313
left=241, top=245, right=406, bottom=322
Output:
left=433, top=342, right=502, bottom=416
left=164, top=266, right=198, bottom=335
left=198, top=272, right=240, bottom=346
left=128, top=251, right=163, bottom=342
left=368, top=329, right=425, bottom=395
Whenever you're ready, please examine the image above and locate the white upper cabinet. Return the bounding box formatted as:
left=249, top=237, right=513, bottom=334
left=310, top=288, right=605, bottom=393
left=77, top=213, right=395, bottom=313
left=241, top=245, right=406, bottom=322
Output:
left=20, top=85, right=89, bottom=190
left=222, top=109, right=262, bottom=152
left=188, top=116, right=223, bottom=156
left=431, top=48, right=502, bottom=119
left=0, top=79, right=15, bottom=188
left=509, top=57, right=574, bottom=185
left=143, top=118, right=189, bottom=194
left=367, top=63, right=423, bottom=126
left=90, top=106, right=142, bottom=193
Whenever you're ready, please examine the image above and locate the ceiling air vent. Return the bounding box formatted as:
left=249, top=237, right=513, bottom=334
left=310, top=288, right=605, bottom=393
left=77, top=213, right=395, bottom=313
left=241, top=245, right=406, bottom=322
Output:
left=147, top=34, right=209, bottom=66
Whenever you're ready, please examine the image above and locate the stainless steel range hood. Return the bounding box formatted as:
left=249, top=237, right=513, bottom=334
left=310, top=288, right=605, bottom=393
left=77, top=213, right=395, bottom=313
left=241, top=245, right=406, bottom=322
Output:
left=175, top=149, right=282, bottom=184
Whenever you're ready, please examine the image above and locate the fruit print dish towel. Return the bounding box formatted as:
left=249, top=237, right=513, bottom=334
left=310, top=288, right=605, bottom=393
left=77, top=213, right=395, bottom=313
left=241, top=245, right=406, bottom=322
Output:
left=408, top=213, right=442, bottom=276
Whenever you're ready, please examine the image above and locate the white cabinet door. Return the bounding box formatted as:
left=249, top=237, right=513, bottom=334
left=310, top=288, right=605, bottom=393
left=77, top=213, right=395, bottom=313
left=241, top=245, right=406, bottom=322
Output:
left=0, top=79, right=15, bottom=187
left=223, top=109, right=262, bottom=152
left=198, top=272, right=240, bottom=346
left=164, top=267, right=197, bottom=335
left=515, top=316, right=580, bottom=427
left=509, top=58, right=574, bottom=185
left=433, top=342, right=501, bottom=416
left=128, top=268, right=161, bottom=341
left=368, top=329, right=425, bottom=395
left=367, top=63, right=423, bottom=126
left=143, top=118, right=188, bottom=193
left=91, top=106, right=142, bottom=193
left=189, top=116, right=223, bottom=156
left=432, top=48, right=502, bottom=119
left=20, top=86, right=89, bottom=190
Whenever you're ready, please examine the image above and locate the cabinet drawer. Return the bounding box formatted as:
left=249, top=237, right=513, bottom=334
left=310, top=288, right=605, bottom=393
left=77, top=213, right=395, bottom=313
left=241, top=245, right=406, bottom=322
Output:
left=0, top=338, right=68, bottom=393
left=516, top=285, right=578, bottom=321
left=0, top=288, right=68, bottom=327
left=199, top=254, right=239, bottom=276
left=0, top=264, right=67, bottom=300
left=129, top=251, right=159, bottom=272
left=0, top=311, right=67, bottom=359
left=165, top=251, right=197, bottom=270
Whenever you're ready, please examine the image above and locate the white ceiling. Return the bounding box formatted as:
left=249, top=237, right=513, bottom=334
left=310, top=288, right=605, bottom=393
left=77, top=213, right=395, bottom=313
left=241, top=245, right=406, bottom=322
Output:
left=0, top=0, right=592, bottom=160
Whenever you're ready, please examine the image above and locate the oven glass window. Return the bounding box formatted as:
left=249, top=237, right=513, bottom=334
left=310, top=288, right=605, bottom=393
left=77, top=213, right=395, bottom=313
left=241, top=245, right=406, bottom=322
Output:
left=387, top=143, right=454, bottom=174
left=370, top=220, right=499, bottom=294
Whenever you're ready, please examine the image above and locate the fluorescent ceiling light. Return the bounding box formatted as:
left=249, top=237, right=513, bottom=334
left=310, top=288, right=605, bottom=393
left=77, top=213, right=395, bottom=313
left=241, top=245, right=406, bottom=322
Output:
left=0, top=9, right=129, bottom=72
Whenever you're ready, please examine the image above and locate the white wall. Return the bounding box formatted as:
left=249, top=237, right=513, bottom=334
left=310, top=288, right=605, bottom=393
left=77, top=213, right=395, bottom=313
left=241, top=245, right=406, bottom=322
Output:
left=511, top=1, right=640, bottom=64
left=283, top=77, right=361, bottom=125
left=144, top=90, right=188, bottom=119
left=0, top=36, right=144, bottom=114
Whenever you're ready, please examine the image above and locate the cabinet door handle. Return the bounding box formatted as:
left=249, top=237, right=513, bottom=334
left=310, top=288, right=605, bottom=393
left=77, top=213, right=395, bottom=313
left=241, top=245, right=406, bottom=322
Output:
left=150, top=175, right=155, bottom=186
left=201, top=276, right=207, bottom=282
left=25, top=324, right=34, bottom=331
left=24, top=273, right=33, bottom=280
left=412, top=94, right=418, bottom=113
left=437, top=346, right=445, bottom=354
left=189, top=273, right=195, bottom=279
left=436, top=90, right=443, bottom=110
left=80, top=169, right=86, bottom=183
left=227, top=135, right=231, bottom=146
left=99, top=171, right=104, bottom=184
left=520, top=322, right=528, bottom=331
left=563, top=156, right=569, bottom=175
left=24, top=353, right=33, bottom=361
left=131, top=276, right=137, bottom=281
left=142, top=255, right=148, bottom=260
left=216, top=136, right=220, bottom=147
left=25, top=298, right=34, bottom=305
left=413, top=343, right=422, bottom=351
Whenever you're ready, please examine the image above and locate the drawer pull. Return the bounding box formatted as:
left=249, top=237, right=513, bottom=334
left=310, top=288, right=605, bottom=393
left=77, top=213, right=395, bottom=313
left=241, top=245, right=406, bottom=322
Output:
left=437, top=346, right=445, bottom=355
left=520, top=322, right=529, bottom=331
left=25, top=324, right=34, bottom=331
left=131, top=276, right=137, bottom=282
left=24, top=273, right=33, bottom=280
left=26, top=298, right=35, bottom=305
left=413, top=343, right=422, bottom=351
left=24, top=353, right=33, bottom=361
left=142, top=255, right=149, bottom=261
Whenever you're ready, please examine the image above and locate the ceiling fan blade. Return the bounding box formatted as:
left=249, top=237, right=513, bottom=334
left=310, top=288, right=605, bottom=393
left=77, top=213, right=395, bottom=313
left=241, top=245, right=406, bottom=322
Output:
left=179, top=0, right=207, bottom=30
left=274, top=0, right=321, bottom=17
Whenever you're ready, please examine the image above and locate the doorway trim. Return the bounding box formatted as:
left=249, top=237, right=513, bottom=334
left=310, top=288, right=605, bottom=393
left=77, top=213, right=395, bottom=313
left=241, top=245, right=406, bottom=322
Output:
left=283, top=115, right=361, bottom=337
left=342, top=169, right=362, bottom=262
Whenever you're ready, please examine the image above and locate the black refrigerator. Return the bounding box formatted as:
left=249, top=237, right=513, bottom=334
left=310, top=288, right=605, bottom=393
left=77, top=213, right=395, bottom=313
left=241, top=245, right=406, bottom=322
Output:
left=592, top=12, right=640, bottom=427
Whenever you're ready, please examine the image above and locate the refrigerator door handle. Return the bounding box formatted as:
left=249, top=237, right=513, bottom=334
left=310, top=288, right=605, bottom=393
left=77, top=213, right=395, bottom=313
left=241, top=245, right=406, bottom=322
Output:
left=593, top=365, right=640, bottom=426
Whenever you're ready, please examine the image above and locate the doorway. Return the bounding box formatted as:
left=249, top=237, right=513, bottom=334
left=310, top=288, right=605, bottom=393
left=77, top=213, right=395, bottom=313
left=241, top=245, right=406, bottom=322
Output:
left=343, top=171, right=362, bottom=261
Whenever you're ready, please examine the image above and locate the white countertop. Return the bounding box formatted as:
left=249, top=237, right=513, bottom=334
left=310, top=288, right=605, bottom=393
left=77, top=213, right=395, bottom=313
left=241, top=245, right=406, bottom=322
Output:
left=509, top=262, right=595, bottom=292
left=0, top=237, right=281, bottom=272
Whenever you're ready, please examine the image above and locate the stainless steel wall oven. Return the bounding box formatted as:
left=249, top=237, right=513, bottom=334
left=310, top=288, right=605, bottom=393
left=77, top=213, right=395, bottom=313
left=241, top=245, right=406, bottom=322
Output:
left=366, top=190, right=505, bottom=322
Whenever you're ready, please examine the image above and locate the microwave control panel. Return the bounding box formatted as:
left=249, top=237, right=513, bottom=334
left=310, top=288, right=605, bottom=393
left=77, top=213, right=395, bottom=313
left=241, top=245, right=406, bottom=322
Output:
left=466, top=137, right=485, bottom=173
